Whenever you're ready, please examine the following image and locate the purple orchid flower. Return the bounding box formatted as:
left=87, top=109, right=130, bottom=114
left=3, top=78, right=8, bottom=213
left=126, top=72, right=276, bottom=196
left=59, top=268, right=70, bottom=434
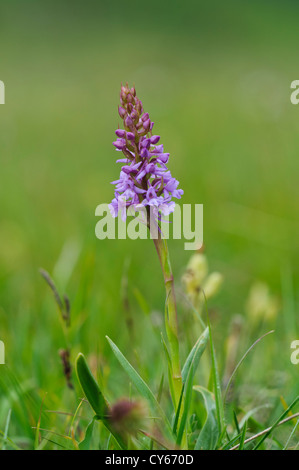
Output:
left=109, top=84, right=183, bottom=221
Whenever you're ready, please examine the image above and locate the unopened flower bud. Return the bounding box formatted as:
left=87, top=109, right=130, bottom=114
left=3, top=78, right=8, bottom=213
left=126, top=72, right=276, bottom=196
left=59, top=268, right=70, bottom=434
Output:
left=118, top=106, right=126, bottom=119
left=136, top=100, right=143, bottom=114
left=126, top=132, right=135, bottom=141
left=124, top=115, right=133, bottom=129
left=150, top=135, right=160, bottom=145
left=126, top=93, right=133, bottom=103
left=130, top=109, right=139, bottom=123
left=127, top=103, right=133, bottom=114
left=141, top=112, right=149, bottom=122
left=120, top=90, right=127, bottom=103
left=115, top=129, right=126, bottom=138
left=143, top=119, right=151, bottom=131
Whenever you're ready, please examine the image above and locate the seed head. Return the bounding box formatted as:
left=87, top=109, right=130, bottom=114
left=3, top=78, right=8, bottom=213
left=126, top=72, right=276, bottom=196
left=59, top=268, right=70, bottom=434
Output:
left=108, top=399, right=147, bottom=438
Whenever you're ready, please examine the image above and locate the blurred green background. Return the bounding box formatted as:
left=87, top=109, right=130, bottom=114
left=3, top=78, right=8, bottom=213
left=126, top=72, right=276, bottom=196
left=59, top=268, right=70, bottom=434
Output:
left=0, top=0, right=298, bottom=445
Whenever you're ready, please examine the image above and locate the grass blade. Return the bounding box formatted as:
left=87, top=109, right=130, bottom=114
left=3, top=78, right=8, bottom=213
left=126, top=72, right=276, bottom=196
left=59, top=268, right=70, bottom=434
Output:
left=75, top=353, right=127, bottom=450
left=175, top=329, right=209, bottom=446
left=238, top=421, right=247, bottom=450
left=75, top=353, right=109, bottom=418
left=176, top=362, right=194, bottom=446
left=230, top=411, right=299, bottom=450
left=182, top=327, right=209, bottom=383
left=79, top=417, right=96, bottom=450
left=283, top=418, right=299, bottom=450
left=253, top=396, right=299, bottom=450
left=208, top=321, right=225, bottom=435
left=193, top=386, right=219, bottom=450
left=223, top=330, right=274, bottom=404
left=172, top=384, right=185, bottom=435
left=106, top=336, right=173, bottom=436
left=2, top=409, right=12, bottom=451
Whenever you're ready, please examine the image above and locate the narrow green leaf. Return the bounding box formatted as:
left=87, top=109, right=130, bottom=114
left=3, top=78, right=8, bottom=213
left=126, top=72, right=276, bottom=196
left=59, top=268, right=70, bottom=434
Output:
left=253, top=396, right=299, bottom=450
left=238, top=404, right=271, bottom=429
left=238, top=421, right=247, bottom=450
left=106, top=336, right=173, bottom=436
left=223, top=330, right=274, bottom=404
left=75, top=353, right=127, bottom=450
left=194, top=386, right=219, bottom=450
left=2, top=409, right=12, bottom=451
left=283, top=418, right=299, bottom=450
left=173, top=384, right=185, bottom=435
left=208, top=322, right=225, bottom=435
left=182, top=327, right=209, bottom=383
left=157, top=374, right=164, bottom=404
left=233, top=411, right=241, bottom=435
left=221, top=431, right=243, bottom=450
left=176, top=363, right=194, bottom=446
left=79, top=417, right=96, bottom=450
left=175, top=328, right=209, bottom=446
left=106, top=337, right=156, bottom=407
left=75, top=353, right=108, bottom=418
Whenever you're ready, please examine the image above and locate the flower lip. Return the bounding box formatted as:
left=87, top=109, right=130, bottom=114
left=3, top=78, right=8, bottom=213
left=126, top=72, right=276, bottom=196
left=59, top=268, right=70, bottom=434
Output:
left=113, top=139, right=126, bottom=150
left=127, top=132, right=135, bottom=141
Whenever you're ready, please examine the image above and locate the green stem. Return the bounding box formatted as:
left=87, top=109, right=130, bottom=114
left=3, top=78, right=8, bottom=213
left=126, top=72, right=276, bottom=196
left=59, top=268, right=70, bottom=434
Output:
left=152, top=233, right=182, bottom=409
